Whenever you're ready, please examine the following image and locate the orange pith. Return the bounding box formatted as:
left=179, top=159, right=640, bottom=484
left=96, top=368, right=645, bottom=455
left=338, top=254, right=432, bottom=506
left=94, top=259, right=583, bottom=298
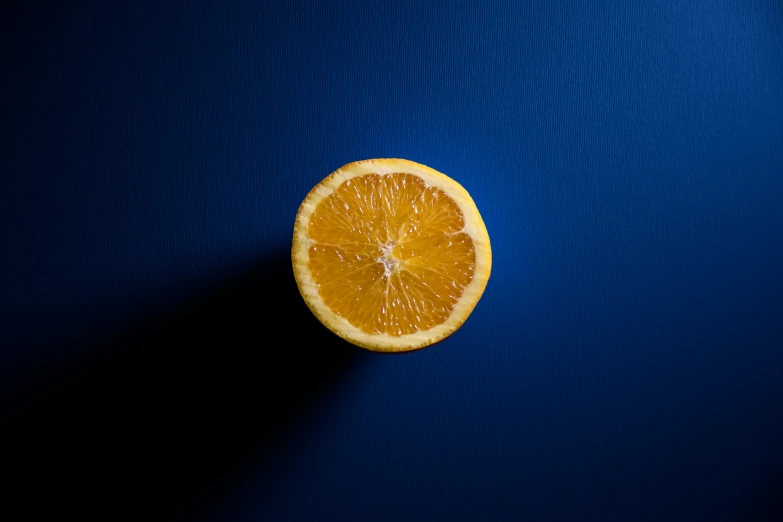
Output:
left=306, top=173, right=476, bottom=336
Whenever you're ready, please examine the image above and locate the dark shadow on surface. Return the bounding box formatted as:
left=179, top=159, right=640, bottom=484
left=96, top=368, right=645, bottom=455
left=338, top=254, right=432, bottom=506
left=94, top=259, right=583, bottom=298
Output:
left=4, top=251, right=357, bottom=521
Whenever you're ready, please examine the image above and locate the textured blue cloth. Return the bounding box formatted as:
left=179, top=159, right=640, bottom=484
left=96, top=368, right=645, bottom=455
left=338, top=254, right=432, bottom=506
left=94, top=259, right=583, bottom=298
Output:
left=3, top=1, right=783, bottom=520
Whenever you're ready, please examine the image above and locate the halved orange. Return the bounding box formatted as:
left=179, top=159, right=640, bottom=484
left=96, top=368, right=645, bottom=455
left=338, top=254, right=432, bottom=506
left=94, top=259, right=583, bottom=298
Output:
left=292, top=159, right=491, bottom=352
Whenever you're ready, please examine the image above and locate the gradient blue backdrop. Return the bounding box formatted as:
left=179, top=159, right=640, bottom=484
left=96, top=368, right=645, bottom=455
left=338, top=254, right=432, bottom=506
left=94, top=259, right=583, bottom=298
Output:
left=3, top=1, right=783, bottom=520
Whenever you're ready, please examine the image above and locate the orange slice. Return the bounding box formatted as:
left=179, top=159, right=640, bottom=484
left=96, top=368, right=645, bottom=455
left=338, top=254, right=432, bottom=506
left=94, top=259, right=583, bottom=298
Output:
left=292, top=159, right=491, bottom=352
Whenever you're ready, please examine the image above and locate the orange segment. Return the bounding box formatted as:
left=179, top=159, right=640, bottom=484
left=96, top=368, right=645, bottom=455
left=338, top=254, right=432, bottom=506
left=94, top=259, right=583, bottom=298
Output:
left=308, top=174, right=388, bottom=245
left=293, top=159, right=491, bottom=352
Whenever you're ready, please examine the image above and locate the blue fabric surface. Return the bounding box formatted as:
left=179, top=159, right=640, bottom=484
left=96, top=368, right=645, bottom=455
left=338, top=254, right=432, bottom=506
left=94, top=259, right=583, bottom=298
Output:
left=3, top=1, right=783, bottom=520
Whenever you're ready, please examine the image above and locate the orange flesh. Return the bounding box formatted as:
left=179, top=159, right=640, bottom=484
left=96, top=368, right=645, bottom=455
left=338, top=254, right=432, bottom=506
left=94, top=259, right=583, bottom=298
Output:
left=307, top=173, right=476, bottom=336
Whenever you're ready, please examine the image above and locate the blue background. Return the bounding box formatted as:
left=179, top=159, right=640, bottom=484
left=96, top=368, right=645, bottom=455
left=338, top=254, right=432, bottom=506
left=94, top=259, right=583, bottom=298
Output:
left=3, top=0, right=783, bottom=520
